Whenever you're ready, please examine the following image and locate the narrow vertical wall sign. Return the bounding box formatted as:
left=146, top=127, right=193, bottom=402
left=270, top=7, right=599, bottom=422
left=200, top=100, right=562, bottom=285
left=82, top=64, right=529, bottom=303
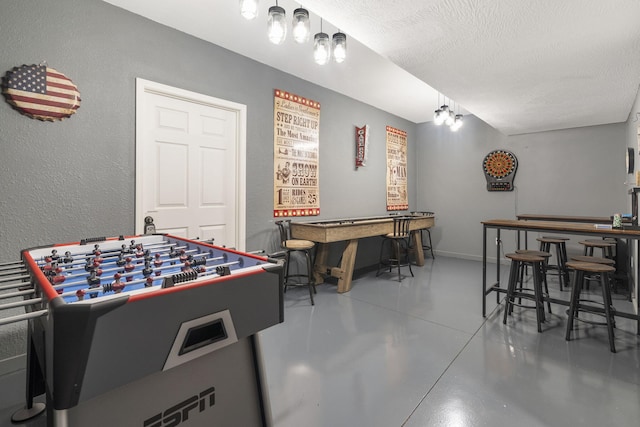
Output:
left=273, top=89, right=320, bottom=217
left=355, top=125, right=369, bottom=169
left=385, top=126, right=408, bottom=211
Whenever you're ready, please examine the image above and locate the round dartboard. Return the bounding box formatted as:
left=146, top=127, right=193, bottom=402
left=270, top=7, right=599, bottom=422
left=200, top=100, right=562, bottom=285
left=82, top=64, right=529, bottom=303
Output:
left=483, top=150, right=517, bottom=178
left=482, top=149, right=518, bottom=191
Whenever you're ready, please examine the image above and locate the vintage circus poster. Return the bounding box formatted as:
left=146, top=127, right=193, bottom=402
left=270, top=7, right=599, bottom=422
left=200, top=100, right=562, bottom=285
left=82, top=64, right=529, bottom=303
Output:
left=386, top=126, right=408, bottom=211
left=273, top=89, right=320, bottom=217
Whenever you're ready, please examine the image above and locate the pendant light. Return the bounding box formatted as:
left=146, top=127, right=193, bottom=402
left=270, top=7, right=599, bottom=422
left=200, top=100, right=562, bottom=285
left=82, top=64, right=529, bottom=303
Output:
left=314, top=19, right=331, bottom=65
left=445, top=100, right=455, bottom=127
left=239, top=0, right=259, bottom=20
left=332, top=31, right=347, bottom=63
left=292, top=7, right=310, bottom=43
left=268, top=2, right=287, bottom=45
left=451, top=113, right=463, bottom=131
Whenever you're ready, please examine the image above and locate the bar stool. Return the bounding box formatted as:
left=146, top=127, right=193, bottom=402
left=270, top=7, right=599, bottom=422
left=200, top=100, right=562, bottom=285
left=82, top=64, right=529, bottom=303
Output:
left=410, top=211, right=435, bottom=259
left=579, top=239, right=615, bottom=258
left=565, top=261, right=617, bottom=352
left=503, top=253, right=546, bottom=333
left=537, top=236, right=569, bottom=291
left=515, top=249, right=552, bottom=314
left=275, top=220, right=316, bottom=305
left=377, top=216, right=414, bottom=281
left=570, top=255, right=616, bottom=290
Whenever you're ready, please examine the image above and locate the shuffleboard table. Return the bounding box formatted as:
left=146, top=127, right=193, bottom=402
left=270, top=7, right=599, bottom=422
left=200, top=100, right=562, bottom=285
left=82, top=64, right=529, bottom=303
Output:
left=290, top=214, right=435, bottom=293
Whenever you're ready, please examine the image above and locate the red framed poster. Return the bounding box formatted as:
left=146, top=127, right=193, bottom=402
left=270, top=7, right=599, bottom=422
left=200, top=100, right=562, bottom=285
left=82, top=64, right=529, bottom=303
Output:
left=273, top=89, right=320, bottom=217
left=386, top=126, right=408, bottom=211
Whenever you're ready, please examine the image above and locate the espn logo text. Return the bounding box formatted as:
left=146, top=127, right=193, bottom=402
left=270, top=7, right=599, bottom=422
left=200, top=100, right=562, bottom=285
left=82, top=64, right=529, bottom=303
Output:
left=143, top=387, right=215, bottom=427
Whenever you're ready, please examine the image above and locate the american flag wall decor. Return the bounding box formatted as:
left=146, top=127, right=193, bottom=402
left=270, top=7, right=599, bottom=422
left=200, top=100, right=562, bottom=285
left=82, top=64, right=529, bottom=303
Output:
left=2, top=64, right=81, bottom=121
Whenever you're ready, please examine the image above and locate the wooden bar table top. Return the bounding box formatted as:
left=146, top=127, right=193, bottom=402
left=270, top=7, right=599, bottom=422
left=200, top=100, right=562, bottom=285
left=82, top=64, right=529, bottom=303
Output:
left=290, top=214, right=435, bottom=293
left=482, top=218, right=640, bottom=333
left=516, top=213, right=632, bottom=224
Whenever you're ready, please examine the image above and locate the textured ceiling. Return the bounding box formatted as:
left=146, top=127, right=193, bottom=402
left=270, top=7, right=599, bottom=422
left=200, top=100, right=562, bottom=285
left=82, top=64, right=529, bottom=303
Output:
left=103, top=0, right=640, bottom=135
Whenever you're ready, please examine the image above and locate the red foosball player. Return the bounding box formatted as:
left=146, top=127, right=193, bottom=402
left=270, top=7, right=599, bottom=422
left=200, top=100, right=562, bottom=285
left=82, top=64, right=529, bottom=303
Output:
left=153, top=253, right=163, bottom=276
left=52, top=266, right=66, bottom=290
left=42, top=257, right=54, bottom=277
left=179, top=249, right=188, bottom=264
left=76, top=289, right=86, bottom=301
left=124, top=257, right=135, bottom=282
left=181, top=260, right=193, bottom=273
left=135, top=244, right=145, bottom=259
left=91, top=259, right=103, bottom=277
left=111, top=273, right=125, bottom=294
left=145, top=276, right=154, bottom=288
left=93, top=252, right=104, bottom=265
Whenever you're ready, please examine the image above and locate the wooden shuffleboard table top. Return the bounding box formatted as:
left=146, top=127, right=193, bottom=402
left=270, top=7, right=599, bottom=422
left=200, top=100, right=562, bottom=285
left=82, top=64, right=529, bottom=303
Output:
left=290, top=214, right=435, bottom=243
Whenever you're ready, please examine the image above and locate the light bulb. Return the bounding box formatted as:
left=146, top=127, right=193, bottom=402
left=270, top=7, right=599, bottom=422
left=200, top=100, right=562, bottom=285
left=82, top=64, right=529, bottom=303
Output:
left=240, top=0, right=259, bottom=20
left=451, top=115, right=463, bottom=131
left=445, top=110, right=455, bottom=126
left=292, top=8, right=310, bottom=43
left=268, top=5, right=287, bottom=45
left=314, top=32, right=331, bottom=65
left=332, top=32, right=347, bottom=63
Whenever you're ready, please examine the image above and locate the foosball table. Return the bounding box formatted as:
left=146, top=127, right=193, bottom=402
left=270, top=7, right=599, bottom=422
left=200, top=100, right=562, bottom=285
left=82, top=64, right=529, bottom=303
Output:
left=5, top=234, right=283, bottom=426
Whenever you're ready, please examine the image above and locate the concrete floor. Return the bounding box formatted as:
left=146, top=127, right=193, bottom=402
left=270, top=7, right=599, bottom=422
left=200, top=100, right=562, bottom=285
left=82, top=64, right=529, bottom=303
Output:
left=1, top=256, right=639, bottom=426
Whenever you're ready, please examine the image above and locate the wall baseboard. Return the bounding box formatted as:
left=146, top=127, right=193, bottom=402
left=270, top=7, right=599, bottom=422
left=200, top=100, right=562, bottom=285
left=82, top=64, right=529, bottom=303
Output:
left=0, top=354, right=26, bottom=376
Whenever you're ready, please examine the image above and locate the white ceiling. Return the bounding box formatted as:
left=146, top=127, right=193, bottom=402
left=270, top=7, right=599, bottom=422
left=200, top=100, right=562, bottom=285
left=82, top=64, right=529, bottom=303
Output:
left=104, top=0, right=640, bottom=135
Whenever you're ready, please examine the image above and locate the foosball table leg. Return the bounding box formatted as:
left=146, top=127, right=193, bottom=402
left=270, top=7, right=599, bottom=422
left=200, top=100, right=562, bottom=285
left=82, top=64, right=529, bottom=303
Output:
left=11, top=330, right=46, bottom=423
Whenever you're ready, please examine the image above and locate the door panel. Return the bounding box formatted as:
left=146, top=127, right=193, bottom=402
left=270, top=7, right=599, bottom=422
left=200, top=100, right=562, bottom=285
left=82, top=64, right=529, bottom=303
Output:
left=136, top=81, right=243, bottom=248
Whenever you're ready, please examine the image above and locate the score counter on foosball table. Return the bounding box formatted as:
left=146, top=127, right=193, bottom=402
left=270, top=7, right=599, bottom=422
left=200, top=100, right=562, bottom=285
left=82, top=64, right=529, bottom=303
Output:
left=18, top=234, right=283, bottom=427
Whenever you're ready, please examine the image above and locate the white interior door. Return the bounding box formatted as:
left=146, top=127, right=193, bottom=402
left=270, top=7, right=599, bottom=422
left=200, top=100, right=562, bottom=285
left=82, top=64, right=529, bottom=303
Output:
left=135, top=79, right=246, bottom=249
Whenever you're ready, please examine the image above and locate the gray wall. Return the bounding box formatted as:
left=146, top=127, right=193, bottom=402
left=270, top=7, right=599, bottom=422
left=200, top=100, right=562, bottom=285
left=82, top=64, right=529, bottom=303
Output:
left=416, top=115, right=629, bottom=260
left=0, top=0, right=416, bottom=361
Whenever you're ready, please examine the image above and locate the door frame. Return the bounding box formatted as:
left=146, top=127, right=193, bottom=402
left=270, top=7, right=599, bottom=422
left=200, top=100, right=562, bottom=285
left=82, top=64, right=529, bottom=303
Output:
left=135, top=78, right=247, bottom=250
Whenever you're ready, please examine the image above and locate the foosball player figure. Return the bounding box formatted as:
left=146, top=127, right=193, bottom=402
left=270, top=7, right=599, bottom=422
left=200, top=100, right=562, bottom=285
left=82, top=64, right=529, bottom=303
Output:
left=116, top=253, right=126, bottom=269
left=93, top=251, right=104, bottom=265
left=142, top=260, right=153, bottom=278
left=143, top=249, right=152, bottom=263
left=124, top=257, right=135, bottom=281
left=62, top=251, right=74, bottom=264
left=145, top=276, right=154, bottom=288
left=42, top=257, right=54, bottom=277
left=76, top=289, right=86, bottom=301
left=50, top=249, right=60, bottom=262
left=120, top=243, right=131, bottom=255
left=135, top=244, right=145, bottom=259
left=169, top=246, right=178, bottom=264
left=154, top=253, right=163, bottom=275
left=181, top=260, right=193, bottom=273
left=179, top=249, right=188, bottom=264
left=111, top=273, right=125, bottom=294
left=87, top=270, right=101, bottom=299
left=93, top=261, right=103, bottom=277
left=129, top=240, right=138, bottom=253
left=52, top=266, right=66, bottom=287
